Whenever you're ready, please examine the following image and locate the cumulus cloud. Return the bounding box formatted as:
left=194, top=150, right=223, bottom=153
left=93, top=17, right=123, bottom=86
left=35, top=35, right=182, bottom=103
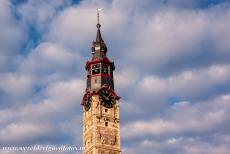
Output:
left=0, top=79, right=84, bottom=146
left=122, top=94, right=230, bottom=154
left=0, top=73, right=34, bottom=106
left=1, top=0, right=230, bottom=154
left=0, top=122, right=60, bottom=146
left=21, top=42, right=78, bottom=75
left=17, top=0, right=71, bottom=33
left=122, top=6, right=230, bottom=76
left=132, top=64, right=230, bottom=103
left=0, top=0, right=26, bottom=72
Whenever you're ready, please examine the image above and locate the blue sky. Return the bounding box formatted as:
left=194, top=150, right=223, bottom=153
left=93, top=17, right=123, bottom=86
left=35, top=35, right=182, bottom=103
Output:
left=0, top=0, right=230, bottom=153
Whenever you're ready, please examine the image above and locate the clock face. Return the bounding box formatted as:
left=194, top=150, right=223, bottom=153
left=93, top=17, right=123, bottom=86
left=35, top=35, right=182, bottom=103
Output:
left=99, top=89, right=115, bottom=108
left=84, top=94, right=92, bottom=111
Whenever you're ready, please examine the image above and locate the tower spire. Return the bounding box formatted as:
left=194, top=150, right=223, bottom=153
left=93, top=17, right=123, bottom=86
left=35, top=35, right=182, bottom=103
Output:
left=97, top=8, right=101, bottom=25
left=92, top=8, right=107, bottom=59
left=96, top=8, right=103, bottom=43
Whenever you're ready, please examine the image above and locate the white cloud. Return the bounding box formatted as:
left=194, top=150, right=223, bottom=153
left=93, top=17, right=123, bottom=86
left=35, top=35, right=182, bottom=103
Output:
left=117, top=5, right=230, bottom=76
left=114, top=67, right=139, bottom=91
left=132, top=64, right=230, bottom=103
left=124, top=136, right=230, bottom=154
left=20, top=79, right=85, bottom=121
left=183, top=141, right=230, bottom=154
left=209, top=6, right=230, bottom=53
left=0, top=73, right=34, bottom=103
left=122, top=94, right=230, bottom=154
left=124, top=9, right=206, bottom=68
left=0, top=122, right=50, bottom=144
left=167, top=137, right=182, bottom=144
left=0, top=0, right=26, bottom=72
left=1, top=0, right=230, bottom=153
left=21, top=42, right=78, bottom=75
left=122, top=94, right=230, bottom=139
left=0, top=79, right=84, bottom=145
left=46, top=6, right=96, bottom=52
left=17, top=0, right=71, bottom=33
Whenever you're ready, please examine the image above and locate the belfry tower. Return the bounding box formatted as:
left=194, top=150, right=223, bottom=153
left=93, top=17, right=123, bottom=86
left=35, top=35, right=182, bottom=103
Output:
left=82, top=9, right=121, bottom=154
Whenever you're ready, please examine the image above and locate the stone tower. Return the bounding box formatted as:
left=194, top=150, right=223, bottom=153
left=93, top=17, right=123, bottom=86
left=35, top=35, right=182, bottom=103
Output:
left=82, top=10, right=121, bottom=154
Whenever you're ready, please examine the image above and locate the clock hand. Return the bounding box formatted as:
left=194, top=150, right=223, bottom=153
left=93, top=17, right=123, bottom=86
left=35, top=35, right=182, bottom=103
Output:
left=106, top=93, right=111, bottom=101
left=101, top=94, right=107, bottom=98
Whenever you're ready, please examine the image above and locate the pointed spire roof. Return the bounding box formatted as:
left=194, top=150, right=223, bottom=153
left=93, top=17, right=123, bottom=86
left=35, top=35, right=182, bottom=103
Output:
left=96, top=23, right=103, bottom=43
left=95, top=9, right=104, bottom=43
left=91, top=8, right=107, bottom=59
